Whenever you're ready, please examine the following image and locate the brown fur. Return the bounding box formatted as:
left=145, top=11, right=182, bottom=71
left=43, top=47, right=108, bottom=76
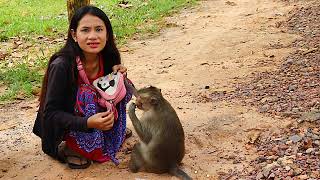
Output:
left=128, top=86, right=192, bottom=180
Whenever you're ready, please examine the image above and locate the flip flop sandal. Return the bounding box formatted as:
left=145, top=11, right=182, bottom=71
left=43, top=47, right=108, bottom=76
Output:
left=57, top=142, right=91, bottom=169
left=66, top=155, right=91, bottom=169
left=125, top=128, right=132, bottom=139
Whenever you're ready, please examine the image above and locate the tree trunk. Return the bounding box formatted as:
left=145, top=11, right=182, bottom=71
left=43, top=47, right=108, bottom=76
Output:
left=67, top=0, right=90, bottom=23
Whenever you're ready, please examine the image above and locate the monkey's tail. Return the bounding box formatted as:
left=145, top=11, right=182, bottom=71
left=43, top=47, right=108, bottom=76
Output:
left=169, top=165, right=192, bottom=180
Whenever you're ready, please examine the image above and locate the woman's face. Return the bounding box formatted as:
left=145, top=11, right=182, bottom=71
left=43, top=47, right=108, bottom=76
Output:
left=73, top=14, right=107, bottom=56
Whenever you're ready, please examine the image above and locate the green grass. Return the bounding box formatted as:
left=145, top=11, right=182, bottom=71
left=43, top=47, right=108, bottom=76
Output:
left=0, top=0, right=198, bottom=102
left=0, top=60, right=44, bottom=102
left=96, top=0, right=197, bottom=43
left=0, top=0, right=197, bottom=41
left=0, top=0, right=68, bottom=40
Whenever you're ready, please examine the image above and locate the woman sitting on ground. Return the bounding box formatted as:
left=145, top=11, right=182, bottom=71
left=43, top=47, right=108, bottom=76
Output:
left=33, top=5, right=133, bottom=169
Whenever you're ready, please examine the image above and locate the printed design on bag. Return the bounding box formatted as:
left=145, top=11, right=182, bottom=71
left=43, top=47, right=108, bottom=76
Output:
left=94, top=72, right=119, bottom=95
left=92, top=72, right=127, bottom=121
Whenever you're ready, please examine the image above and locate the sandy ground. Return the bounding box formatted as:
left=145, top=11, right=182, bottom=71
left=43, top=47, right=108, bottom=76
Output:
left=0, top=0, right=303, bottom=179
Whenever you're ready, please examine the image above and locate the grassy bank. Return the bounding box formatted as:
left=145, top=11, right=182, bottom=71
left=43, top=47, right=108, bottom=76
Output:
left=0, top=0, right=198, bottom=102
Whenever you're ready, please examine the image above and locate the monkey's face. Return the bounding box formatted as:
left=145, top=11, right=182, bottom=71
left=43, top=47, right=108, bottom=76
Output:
left=135, top=94, right=161, bottom=112
left=135, top=95, right=151, bottom=111
left=135, top=96, right=143, bottom=109
left=135, top=86, right=162, bottom=111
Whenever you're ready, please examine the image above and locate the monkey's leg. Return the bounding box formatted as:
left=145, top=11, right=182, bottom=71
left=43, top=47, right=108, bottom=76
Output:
left=128, top=103, right=152, bottom=143
left=129, top=143, right=144, bottom=173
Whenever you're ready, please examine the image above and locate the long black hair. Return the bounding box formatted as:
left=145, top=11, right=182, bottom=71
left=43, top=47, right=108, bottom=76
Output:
left=39, top=5, right=121, bottom=109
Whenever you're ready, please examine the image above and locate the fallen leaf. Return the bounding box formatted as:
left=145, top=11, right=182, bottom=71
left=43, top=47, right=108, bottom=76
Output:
left=118, top=3, right=133, bottom=8
left=225, top=1, right=237, bottom=6
left=0, top=51, right=8, bottom=60
left=247, top=131, right=261, bottom=144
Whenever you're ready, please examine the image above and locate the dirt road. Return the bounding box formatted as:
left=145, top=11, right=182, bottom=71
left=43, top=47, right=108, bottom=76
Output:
left=0, top=0, right=305, bottom=179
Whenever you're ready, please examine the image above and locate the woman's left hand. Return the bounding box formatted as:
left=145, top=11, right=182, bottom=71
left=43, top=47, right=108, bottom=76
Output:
left=112, top=64, right=127, bottom=74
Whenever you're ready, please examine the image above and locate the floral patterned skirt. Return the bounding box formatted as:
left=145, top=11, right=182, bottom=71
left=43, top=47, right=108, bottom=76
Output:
left=65, top=84, right=132, bottom=165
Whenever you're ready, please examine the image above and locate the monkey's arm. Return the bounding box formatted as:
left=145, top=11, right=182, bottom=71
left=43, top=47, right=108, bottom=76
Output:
left=128, top=103, right=152, bottom=144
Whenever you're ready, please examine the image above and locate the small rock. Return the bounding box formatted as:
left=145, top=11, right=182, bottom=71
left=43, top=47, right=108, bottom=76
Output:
left=297, top=174, right=308, bottom=180
left=311, top=170, right=320, bottom=177
left=303, top=138, right=313, bottom=149
left=306, top=148, right=315, bottom=154
left=288, top=85, right=297, bottom=91
left=259, top=104, right=270, bottom=113
left=289, top=135, right=302, bottom=143
left=305, top=128, right=314, bottom=137
left=300, top=111, right=320, bottom=122
left=256, top=156, right=267, bottom=163
left=297, top=118, right=304, bottom=123
left=314, top=140, right=320, bottom=146
left=293, top=168, right=303, bottom=175
left=287, top=169, right=294, bottom=177
left=286, top=140, right=293, bottom=145
left=283, top=58, right=294, bottom=65
left=279, top=144, right=289, bottom=150
left=267, top=155, right=278, bottom=160
left=268, top=173, right=275, bottom=179
left=285, top=166, right=291, bottom=171
left=262, top=162, right=280, bottom=177
left=256, top=172, right=264, bottom=180
left=292, top=107, right=301, bottom=113
left=311, top=134, right=319, bottom=140
left=277, top=156, right=294, bottom=166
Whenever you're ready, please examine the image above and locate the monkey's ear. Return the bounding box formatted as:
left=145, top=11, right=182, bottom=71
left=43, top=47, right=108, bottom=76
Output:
left=150, top=97, right=158, bottom=105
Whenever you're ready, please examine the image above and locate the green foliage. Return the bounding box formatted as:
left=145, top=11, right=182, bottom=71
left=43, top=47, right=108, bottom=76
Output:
left=0, top=0, right=198, bottom=102
left=0, top=0, right=197, bottom=41
left=97, top=0, right=197, bottom=43
left=0, top=61, right=43, bottom=101
left=0, top=0, right=68, bottom=38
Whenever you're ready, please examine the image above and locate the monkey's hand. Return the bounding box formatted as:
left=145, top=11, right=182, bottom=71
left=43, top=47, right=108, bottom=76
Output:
left=128, top=102, right=136, bottom=114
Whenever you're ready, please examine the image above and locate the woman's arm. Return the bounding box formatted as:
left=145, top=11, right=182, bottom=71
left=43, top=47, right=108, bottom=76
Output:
left=43, top=58, right=89, bottom=131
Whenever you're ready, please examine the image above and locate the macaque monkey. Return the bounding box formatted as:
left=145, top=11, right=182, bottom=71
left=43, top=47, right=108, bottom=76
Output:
left=128, top=86, right=192, bottom=180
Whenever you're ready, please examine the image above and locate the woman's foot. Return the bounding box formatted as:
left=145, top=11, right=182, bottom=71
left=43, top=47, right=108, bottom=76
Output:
left=65, top=154, right=91, bottom=169
left=58, top=142, right=91, bottom=169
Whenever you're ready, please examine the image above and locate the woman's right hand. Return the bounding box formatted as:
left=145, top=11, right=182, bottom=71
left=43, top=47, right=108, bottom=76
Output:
left=87, top=111, right=114, bottom=130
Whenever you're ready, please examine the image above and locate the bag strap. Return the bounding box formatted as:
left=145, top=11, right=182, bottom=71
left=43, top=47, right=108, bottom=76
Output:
left=124, top=77, right=138, bottom=98
left=76, top=56, right=90, bottom=84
